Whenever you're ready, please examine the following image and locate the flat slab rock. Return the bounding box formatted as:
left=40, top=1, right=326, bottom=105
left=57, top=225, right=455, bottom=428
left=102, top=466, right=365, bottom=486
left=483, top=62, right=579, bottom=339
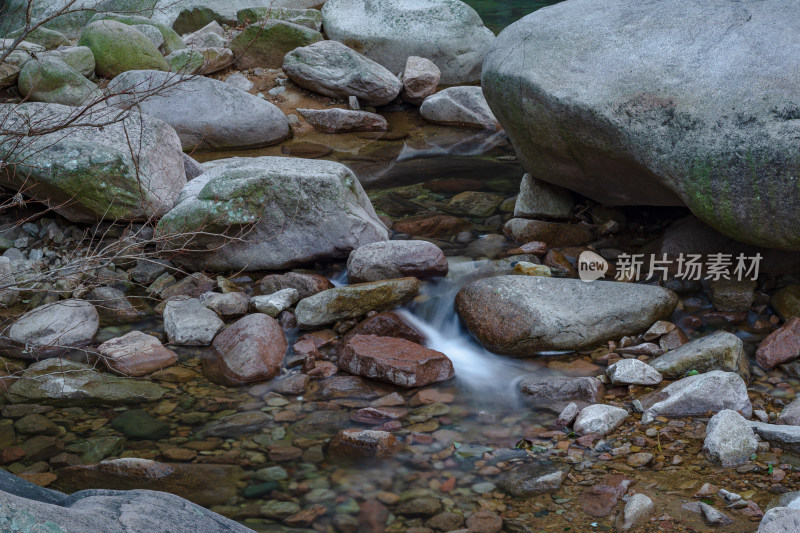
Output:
left=339, top=334, right=454, bottom=387
left=0, top=469, right=252, bottom=533
left=519, top=376, right=604, bottom=407
left=455, top=276, right=678, bottom=355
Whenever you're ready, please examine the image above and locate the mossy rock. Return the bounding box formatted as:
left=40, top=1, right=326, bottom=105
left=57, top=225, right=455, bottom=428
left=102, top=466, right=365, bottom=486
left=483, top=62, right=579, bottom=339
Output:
left=79, top=19, right=168, bottom=78
left=236, top=7, right=322, bottom=30
left=87, top=12, right=187, bottom=54
left=166, top=49, right=203, bottom=74
left=229, top=20, right=322, bottom=69
left=42, top=46, right=96, bottom=77
left=7, top=27, right=69, bottom=49
left=17, top=56, right=100, bottom=106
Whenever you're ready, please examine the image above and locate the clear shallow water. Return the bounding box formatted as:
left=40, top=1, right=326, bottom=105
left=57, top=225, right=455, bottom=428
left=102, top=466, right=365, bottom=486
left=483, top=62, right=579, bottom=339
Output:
left=464, top=0, right=564, bottom=33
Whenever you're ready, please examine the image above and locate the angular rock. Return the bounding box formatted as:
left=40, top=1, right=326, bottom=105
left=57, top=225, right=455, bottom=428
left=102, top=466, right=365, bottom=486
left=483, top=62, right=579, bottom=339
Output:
left=455, top=276, right=678, bottom=355
left=205, top=314, right=287, bottom=385
left=606, top=359, right=663, bottom=386
left=322, top=0, right=494, bottom=84
left=79, top=20, right=168, bottom=77
left=166, top=49, right=203, bottom=73
left=251, top=289, right=299, bottom=318
left=642, top=371, right=752, bottom=423
left=778, top=398, right=800, bottom=426
left=420, top=86, right=500, bottom=130
left=98, top=331, right=178, bottom=377
left=260, top=272, right=334, bottom=299
left=107, top=70, right=290, bottom=151
left=341, top=311, right=424, bottom=346
left=482, top=0, right=800, bottom=250
left=748, top=422, right=800, bottom=455
left=514, top=173, right=574, bottom=220
left=200, top=291, right=250, bottom=319
left=295, top=277, right=419, bottom=328
left=0, top=103, right=186, bottom=223
left=519, top=376, right=604, bottom=405
left=339, top=334, right=454, bottom=387
left=163, top=298, right=224, bottom=345
left=6, top=359, right=166, bottom=405
left=54, top=458, right=242, bottom=507
left=401, top=56, right=440, bottom=105
left=618, top=494, right=655, bottom=531
left=649, top=331, right=746, bottom=378
left=297, top=108, right=387, bottom=133
left=709, top=280, right=756, bottom=312
left=347, top=240, right=448, bottom=283
left=498, top=466, right=566, bottom=497
left=196, top=46, right=234, bottom=74
left=156, top=157, right=388, bottom=271
left=580, top=474, right=632, bottom=518
left=230, top=20, right=322, bottom=69
left=756, top=317, right=800, bottom=370
left=573, top=404, right=628, bottom=436
left=703, top=409, right=757, bottom=467
left=17, top=56, right=100, bottom=106
left=283, top=40, right=402, bottom=106
left=9, top=299, right=98, bottom=358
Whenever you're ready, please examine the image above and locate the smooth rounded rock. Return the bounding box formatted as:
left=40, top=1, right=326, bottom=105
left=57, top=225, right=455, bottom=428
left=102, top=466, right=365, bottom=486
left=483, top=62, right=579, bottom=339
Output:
left=9, top=299, right=98, bottom=358
left=573, top=404, right=628, bottom=436
left=79, top=20, right=168, bottom=78
left=455, top=276, right=678, bottom=355
left=205, top=314, right=287, bottom=385
left=347, top=240, right=448, bottom=283
left=703, top=409, right=758, bottom=467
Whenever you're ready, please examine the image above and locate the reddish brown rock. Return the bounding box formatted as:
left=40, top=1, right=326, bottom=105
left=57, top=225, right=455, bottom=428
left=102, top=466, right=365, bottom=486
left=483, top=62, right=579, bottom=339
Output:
left=160, top=272, right=215, bottom=300
left=756, top=317, right=800, bottom=369
left=393, top=214, right=472, bottom=238
left=339, top=335, right=454, bottom=387
left=505, top=240, right=548, bottom=257
left=54, top=458, right=241, bottom=507
left=328, top=428, right=401, bottom=458
left=259, top=272, right=334, bottom=299
left=579, top=474, right=633, bottom=518
left=351, top=406, right=408, bottom=424
left=341, top=312, right=424, bottom=350
left=359, top=500, right=389, bottom=533
left=466, top=510, right=503, bottom=533
left=504, top=218, right=594, bottom=247
left=203, top=314, right=287, bottom=385
left=98, top=331, right=178, bottom=377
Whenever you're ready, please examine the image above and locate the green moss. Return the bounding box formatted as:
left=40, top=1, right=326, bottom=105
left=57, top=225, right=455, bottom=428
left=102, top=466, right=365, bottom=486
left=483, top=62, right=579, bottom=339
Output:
left=87, top=13, right=187, bottom=54
left=79, top=20, right=168, bottom=78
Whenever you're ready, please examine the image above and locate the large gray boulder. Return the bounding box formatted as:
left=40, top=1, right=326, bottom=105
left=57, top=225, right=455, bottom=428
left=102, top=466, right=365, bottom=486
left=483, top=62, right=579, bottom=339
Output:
left=482, top=0, right=800, bottom=250
left=106, top=70, right=290, bottom=151
left=322, top=0, right=494, bottom=84
left=283, top=40, right=402, bottom=107
left=156, top=157, right=389, bottom=271
left=8, top=299, right=99, bottom=358
left=758, top=508, right=800, bottom=533
left=455, top=276, right=678, bottom=355
left=0, top=470, right=253, bottom=533
left=0, top=103, right=186, bottom=223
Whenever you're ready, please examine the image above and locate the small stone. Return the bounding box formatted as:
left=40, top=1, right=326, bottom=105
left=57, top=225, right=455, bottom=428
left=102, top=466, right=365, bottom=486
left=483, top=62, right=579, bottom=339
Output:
left=606, top=359, right=663, bottom=385
left=251, top=288, right=299, bottom=317
left=756, top=317, right=800, bottom=370
left=703, top=409, right=758, bottom=467
left=619, top=493, right=655, bottom=531
left=465, top=510, right=502, bottom=533
left=573, top=404, right=628, bottom=436
left=555, top=402, right=579, bottom=428
left=199, top=291, right=250, bottom=319
left=163, top=298, right=224, bottom=345
left=111, top=409, right=170, bottom=440
left=626, top=452, right=654, bottom=467
left=98, top=331, right=178, bottom=377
